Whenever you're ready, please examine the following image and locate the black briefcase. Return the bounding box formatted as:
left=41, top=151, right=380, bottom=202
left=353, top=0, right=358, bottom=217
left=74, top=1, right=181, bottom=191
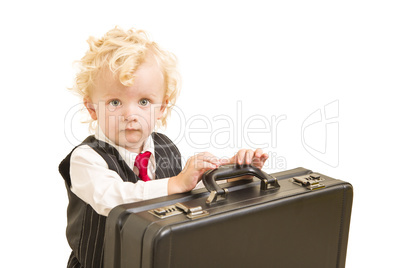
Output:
left=105, top=165, right=353, bottom=268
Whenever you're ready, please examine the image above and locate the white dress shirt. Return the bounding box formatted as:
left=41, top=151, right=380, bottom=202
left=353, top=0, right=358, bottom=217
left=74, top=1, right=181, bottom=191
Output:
left=70, top=129, right=171, bottom=216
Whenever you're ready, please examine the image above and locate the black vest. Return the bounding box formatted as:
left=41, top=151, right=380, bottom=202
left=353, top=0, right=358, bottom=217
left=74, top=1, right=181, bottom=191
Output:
left=59, top=133, right=182, bottom=268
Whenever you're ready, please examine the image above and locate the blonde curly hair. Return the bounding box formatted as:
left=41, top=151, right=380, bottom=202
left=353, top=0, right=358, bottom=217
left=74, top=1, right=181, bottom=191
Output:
left=70, top=26, right=181, bottom=131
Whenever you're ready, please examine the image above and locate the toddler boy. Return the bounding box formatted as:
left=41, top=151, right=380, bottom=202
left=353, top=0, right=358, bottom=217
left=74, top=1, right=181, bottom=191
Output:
left=59, top=26, right=268, bottom=268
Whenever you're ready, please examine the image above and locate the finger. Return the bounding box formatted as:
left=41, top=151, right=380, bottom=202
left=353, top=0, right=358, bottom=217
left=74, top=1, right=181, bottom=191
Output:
left=261, top=153, right=269, bottom=166
left=218, top=157, right=231, bottom=165
left=261, top=153, right=269, bottom=161
left=229, top=154, right=236, bottom=164
left=253, top=153, right=269, bottom=168
left=245, top=149, right=254, bottom=164
left=251, top=150, right=266, bottom=166
left=196, top=152, right=220, bottom=166
left=254, top=148, right=263, bottom=159
left=236, top=149, right=247, bottom=165
left=195, top=159, right=219, bottom=170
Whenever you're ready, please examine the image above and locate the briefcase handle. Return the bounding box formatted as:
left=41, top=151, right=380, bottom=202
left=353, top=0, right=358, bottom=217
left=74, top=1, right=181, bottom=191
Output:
left=202, top=164, right=280, bottom=204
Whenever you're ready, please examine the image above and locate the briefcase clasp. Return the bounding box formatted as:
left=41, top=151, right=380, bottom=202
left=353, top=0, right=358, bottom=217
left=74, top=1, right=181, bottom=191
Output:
left=175, top=203, right=210, bottom=219
left=149, top=203, right=209, bottom=220
left=291, top=173, right=325, bottom=190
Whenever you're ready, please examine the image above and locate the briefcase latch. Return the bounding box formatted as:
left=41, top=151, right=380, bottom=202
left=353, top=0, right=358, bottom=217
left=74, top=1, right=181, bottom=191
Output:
left=149, top=204, right=209, bottom=220
left=291, top=173, right=325, bottom=190
left=148, top=205, right=184, bottom=219
left=175, top=203, right=209, bottom=219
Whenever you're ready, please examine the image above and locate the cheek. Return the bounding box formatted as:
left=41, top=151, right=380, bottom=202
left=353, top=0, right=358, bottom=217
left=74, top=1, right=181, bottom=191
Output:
left=97, top=106, right=111, bottom=125
left=148, top=107, right=162, bottom=129
left=97, top=107, right=122, bottom=133
left=137, top=112, right=153, bottom=132
left=150, top=103, right=165, bottom=121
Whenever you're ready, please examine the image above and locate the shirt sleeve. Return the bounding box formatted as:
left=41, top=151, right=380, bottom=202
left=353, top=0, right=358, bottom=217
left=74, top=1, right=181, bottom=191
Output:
left=69, top=145, right=170, bottom=217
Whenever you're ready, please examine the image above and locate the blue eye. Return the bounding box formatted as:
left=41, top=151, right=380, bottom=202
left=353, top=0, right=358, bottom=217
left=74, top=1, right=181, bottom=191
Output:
left=109, top=99, right=121, bottom=107
left=139, top=99, right=150, bottom=106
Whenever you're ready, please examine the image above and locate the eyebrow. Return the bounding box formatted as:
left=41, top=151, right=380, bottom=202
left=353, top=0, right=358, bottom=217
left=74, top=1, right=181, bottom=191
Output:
left=101, top=94, right=118, bottom=100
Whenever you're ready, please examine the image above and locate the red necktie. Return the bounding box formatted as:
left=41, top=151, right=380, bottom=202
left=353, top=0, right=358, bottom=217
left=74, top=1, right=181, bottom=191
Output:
left=134, top=151, right=152, bottom=182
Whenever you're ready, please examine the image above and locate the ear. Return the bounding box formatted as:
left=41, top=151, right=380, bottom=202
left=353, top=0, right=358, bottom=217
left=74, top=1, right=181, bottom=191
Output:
left=84, top=98, right=98, bottom=120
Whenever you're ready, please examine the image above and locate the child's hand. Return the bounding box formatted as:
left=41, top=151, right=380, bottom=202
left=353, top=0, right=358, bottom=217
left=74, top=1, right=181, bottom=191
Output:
left=219, top=149, right=269, bottom=182
left=220, top=148, right=269, bottom=169
left=168, top=152, right=220, bottom=194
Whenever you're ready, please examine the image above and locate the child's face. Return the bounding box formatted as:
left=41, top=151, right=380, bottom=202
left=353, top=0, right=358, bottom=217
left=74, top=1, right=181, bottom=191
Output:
left=85, top=54, right=166, bottom=153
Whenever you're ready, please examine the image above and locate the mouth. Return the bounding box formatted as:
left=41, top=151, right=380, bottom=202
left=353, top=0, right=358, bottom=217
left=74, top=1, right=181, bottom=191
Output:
left=125, top=123, right=141, bottom=131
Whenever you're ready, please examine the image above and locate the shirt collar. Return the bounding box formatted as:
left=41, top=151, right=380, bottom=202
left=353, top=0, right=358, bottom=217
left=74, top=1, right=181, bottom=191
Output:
left=94, top=128, right=155, bottom=169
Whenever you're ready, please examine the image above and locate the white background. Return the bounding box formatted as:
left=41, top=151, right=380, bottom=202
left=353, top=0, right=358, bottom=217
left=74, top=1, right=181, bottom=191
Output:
left=1, top=1, right=401, bottom=267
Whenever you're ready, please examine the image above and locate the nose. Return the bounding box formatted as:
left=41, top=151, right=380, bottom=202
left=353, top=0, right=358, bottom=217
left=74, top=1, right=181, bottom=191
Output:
left=125, top=113, right=138, bottom=122
left=123, top=104, right=140, bottom=122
